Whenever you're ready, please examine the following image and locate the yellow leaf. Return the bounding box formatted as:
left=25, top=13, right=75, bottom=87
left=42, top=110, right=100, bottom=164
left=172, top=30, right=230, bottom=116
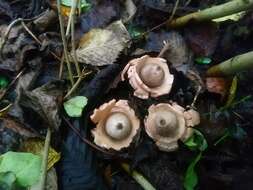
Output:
left=20, top=138, right=60, bottom=170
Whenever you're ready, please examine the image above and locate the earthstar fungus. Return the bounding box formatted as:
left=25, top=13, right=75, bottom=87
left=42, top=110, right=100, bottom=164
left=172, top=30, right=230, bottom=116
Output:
left=90, top=99, right=140, bottom=150
left=144, top=103, right=200, bottom=152
left=121, top=55, right=174, bottom=99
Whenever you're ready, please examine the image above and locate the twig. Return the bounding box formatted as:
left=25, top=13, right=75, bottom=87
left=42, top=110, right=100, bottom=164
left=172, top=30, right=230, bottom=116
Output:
left=167, top=0, right=253, bottom=28
left=62, top=116, right=114, bottom=155
left=21, top=21, right=61, bottom=61
left=121, top=163, right=156, bottom=190
left=207, top=50, right=253, bottom=76
left=57, top=0, right=75, bottom=86
left=64, top=77, right=82, bottom=99
left=65, top=0, right=78, bottom=36
left=38, top=127, right=52, bottom=190
left=70, top=0, right=81, bottom=77
left=58, top=54, right=65, bottom=79
left=168, top=0, right=179, bottom=22
left=0, top=68, right=25, bottom=100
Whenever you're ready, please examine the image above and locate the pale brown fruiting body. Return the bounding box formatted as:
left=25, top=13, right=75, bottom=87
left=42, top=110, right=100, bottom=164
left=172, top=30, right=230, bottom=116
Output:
left=90, top=99, right=140, bottom=150
left=121, top=55, right=174, bottom=99
left=145, top=103, right=200, bottom=152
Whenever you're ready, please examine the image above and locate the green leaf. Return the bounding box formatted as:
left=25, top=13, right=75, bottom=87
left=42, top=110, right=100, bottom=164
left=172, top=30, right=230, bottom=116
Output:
left=0, top=152, right=42, bottom=187
left=127, top=24, right=144, bottom=40
left=184, top=152, right=202, bottom=190
left=184, top=129, right=208, bottom=152
left=0, top=172, right=16, bottom=190
left=0, top=76, right=8, bottom=89
left=64, top=96, right=88, bottom=117
left=224, top=76, right=238, bottom=108
left=195, top=57, right=212, bottom=65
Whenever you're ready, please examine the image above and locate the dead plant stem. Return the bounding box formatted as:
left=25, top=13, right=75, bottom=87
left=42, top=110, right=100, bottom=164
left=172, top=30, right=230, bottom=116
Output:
left=57, top=0, right=74, bottom=86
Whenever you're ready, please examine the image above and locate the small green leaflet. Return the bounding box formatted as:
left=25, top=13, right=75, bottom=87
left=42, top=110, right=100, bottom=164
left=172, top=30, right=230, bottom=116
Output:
left=184, top=129, right=208, bottom=152
left=184, top=152, right=202, bottom=190
left=195, top=57, right=212, bottom=65
left=127, top=24, right=144, bottom=40
left=61, top=0, right=91, bottom=12
left=0, top=152, right=42, bottom=187
left=224, top=76, right=238, bottom=108
left=0, top=76, right=8, bottom=89
left=64, top=96, right=88, bottom=117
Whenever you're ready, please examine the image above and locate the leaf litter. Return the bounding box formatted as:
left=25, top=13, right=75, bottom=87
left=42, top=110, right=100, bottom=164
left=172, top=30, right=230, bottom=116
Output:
left=0, top=0, right=253, bottom=190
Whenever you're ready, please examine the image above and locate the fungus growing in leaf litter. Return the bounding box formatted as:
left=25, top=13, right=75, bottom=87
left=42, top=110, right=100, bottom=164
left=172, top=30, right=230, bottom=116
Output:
left=144, top=103, right=200, bottom=152
left=121, top=55, right=174, bottom=99
left=90, top=99, right=140, bottom=150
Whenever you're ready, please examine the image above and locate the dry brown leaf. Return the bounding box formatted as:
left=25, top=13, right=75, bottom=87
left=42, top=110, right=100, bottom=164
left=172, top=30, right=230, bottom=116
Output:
left=74, top=20, right=130, bottom=66
left=159, top=32, right=193, bottom=74
left=206, top=77, right=229, bottom=97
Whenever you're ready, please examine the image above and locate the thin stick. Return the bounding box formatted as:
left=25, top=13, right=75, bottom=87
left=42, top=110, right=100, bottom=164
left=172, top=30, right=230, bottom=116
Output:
left=121, top=163, right=156, bottom=190
left=0, top=68, right=25, bottom=100
left=167, top=0, right=253, bottom=28
left=66, top=0, right=78, bottom=36
left=57, top=0, right=74, bottom=86
left=38, top=127, right=52, bottom=190
left=62, top=116, right=114, bottom=155
left=58, top=54, right=65, bottom=79
left=71, top=0, right=81, bottom=76
left=64, top=77, right=82, bottom=99
left=168, top=0, right=179, bottom=22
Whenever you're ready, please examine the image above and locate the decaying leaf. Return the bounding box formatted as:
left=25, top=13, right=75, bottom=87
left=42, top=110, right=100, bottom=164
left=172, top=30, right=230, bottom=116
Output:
left=63, top=96, right=88, bottom=117
left=121, top=0, right=137, bottom=23
left=159, top=31, right=193, bottom=74
left=21, top=138, right=61, bottom=170
left=18, top=80, right=64, bottom=130
left=2, top=117, right=39, bottom=138
left=206, top=77, right=229, bottom=97
left=74, top=20, right=131, bottom=66
left=185, top=22, right=219, bottom=56
left=0, top=151, right=42, bottom=187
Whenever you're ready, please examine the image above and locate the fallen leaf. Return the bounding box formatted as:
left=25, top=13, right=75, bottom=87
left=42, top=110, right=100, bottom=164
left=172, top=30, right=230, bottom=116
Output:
left=80, top=1, right=119, bottom=33
left=64, top=96, right=88, bottom=117
left=0, top=152, right=42, bottom=187
left=18, top=80, right=64, bottom=130
left=206, top=77, right=229, bottom=97
left=21, top=138, right=61, bottom=170
left=122, top=0, right=137, bottom=23
left=0, top=172, right=16, bottom=190
left=75, top=20, right=130, bottom=66
left=3, top=117, right=39, bottom=138
left=185, top=22, right=219, bottom=56
left=158, top=31, right=193, bottom=74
